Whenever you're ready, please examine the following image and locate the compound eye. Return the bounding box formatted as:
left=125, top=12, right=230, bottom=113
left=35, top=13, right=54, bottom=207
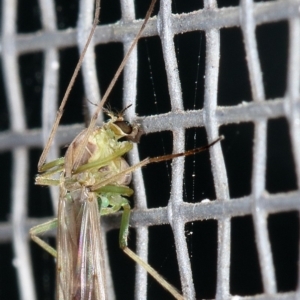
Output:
left=114, top=121, right=133, bottom=134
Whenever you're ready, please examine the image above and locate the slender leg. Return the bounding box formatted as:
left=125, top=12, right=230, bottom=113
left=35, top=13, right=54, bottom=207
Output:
left=29, top=218, right=58, bottom=258
left=118, top=204, right=184, bottom=300
left=119, top=203, right=130, bottom=249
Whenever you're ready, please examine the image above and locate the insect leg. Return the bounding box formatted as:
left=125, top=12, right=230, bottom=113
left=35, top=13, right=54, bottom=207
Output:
left=118, top=207, right=184, bottom=300
left=119, top=202, right=130, bottom=249
left=30, top=219, right=58, bottom=258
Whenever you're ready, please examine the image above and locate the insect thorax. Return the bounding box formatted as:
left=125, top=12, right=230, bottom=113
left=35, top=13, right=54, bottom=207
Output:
left=64, top=116, right=142, bottom=187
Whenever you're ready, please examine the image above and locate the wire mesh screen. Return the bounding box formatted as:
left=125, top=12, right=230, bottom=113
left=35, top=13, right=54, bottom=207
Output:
left=0, top=0, right=300, bottom=299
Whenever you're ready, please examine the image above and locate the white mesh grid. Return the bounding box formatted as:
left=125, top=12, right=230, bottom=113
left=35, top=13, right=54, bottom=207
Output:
left=0, top=0, right=300, bottom=299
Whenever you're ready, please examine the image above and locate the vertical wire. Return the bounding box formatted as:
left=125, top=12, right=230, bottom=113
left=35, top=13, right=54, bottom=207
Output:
left=202, top=0, right=230, bottom=299
left=39, top=0, right=60, bottom=212
left=158, top=0, right=196, bottom=298
left=240, top=0, right=277, bottom=293
left=121, top=0, right=149, bottom=298
left=2, top=0, right=36, bottom=298
left=285, top=11, right=300, bottom=295
left=77, top=0, right=102, bottom=123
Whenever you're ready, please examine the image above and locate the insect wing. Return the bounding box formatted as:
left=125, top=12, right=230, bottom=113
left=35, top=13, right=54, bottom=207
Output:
left=56, top=185, right=106, bottom=300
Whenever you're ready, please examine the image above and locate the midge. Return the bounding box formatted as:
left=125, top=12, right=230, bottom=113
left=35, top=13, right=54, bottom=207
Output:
left=29, top=0, right=223, bottom=299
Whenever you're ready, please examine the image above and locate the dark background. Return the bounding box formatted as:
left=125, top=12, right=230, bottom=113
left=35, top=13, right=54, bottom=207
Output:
left=0, top=0, right=298, bottom=299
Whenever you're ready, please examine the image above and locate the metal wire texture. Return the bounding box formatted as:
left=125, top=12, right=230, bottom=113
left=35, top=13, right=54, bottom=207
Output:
left=0, top=0, right=300, bottom=299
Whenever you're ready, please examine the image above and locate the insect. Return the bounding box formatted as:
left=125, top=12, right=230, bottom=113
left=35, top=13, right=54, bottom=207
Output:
left=29, top=0, right=223, bottom=299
